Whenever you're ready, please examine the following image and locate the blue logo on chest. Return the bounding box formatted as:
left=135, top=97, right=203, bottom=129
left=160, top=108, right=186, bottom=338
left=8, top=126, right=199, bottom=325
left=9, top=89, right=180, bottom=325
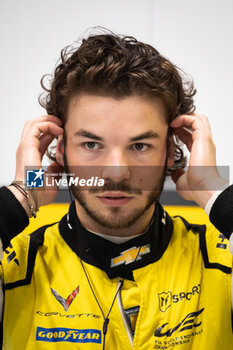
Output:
left=36, top=327, right=101, bottom=343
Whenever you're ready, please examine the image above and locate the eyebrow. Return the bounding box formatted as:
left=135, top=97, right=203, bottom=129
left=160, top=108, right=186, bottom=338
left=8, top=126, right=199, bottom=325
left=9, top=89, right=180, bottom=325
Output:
left=129, top=131, right=160, bottom=142
left=74, top=129, right=103, bottom=141
left=74, top=129, right=160, bottom=142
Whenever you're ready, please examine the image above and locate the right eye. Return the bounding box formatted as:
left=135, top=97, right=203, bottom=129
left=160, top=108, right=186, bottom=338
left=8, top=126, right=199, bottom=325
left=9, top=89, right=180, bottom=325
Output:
left=82, top=142, right=100, bottom=150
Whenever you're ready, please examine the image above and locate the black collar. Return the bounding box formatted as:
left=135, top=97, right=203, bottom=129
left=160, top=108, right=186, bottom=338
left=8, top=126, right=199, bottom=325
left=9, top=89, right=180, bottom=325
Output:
left=59, top=202, right=173, bottom=280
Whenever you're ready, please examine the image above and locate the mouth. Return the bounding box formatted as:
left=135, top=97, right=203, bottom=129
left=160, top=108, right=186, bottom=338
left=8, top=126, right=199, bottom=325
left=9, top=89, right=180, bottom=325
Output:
left=96, top=192, right=134, bottom=206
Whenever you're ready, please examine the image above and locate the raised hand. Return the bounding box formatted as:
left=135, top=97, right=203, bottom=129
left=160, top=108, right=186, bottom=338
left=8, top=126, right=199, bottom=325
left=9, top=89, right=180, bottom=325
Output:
left=170, top=113, right=228, bottom=208
left=9, top=115, right=64, bottom=215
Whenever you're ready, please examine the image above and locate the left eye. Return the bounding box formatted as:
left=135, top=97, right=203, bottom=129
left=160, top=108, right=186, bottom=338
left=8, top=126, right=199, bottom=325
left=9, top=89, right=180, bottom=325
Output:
left=132, top=143, right=148, bottom=151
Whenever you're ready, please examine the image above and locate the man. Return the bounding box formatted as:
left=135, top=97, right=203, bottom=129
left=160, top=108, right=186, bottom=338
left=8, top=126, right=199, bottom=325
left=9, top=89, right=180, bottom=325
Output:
left=0, top=31, right=233, bottom=349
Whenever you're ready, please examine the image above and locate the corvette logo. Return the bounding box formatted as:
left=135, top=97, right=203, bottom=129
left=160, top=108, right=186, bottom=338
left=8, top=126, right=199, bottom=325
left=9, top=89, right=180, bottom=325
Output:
left=111, top=244, right=151, bottom=267
left=51, top=286, right=79, bottom=312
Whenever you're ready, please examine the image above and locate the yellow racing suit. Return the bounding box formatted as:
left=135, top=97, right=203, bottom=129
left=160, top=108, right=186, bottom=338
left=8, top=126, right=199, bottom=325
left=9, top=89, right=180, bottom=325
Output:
left=1, top=202, right=233, bottom=349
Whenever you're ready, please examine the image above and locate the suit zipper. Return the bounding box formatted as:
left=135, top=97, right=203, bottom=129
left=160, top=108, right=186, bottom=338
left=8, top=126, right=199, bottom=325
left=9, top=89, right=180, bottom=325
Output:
left=116, top=278, right=133, bottom=347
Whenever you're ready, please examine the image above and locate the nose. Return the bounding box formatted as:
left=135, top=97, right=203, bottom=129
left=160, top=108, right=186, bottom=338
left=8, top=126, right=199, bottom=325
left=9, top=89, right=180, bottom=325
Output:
left=101, top=149, right=131, bottom=183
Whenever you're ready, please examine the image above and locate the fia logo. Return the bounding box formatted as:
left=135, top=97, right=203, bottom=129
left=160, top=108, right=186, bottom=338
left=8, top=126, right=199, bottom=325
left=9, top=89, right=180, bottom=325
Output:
left=26, top=169, right=45, bottom=188
left=158, top=291, right=172, bottom=312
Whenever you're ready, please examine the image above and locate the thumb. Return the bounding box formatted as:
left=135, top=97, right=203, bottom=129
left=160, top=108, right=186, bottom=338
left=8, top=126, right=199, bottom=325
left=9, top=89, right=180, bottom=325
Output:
left=47, top=162, right=64, bottom=179
left=171, top=168, right=185, bottom=184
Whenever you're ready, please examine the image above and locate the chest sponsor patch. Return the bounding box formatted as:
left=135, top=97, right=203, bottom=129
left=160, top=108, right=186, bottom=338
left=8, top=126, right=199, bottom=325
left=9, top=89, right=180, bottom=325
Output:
left=36, top=327, right=101, bottom=343
left=111, top=244, right=151, bottom=267
left=158, top=285, right=201, bottom=312
left=51, top=286, right=79, bottom=312
left=154, top=308, right=204, bottom=337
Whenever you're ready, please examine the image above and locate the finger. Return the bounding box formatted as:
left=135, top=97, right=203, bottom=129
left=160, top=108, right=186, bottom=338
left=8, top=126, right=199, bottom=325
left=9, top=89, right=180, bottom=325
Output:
left=38, top=133, right=57, bottom=156
left=20, top=115, right=63, bottom=140
left=47, top=162, right=64, bottom=177
left=171, top=168, right=185, bottom=184
left=21, top=121, right=63, bottom=143
left=170, top=114, right=196, bottom=129
left=170, top=114, right=211, bottom=134
left=27, top=115, right=63, bottom=125
left=173, top=129, right=193, bottom=151
left=182, top=126, right=193, bottom=135
left=45, top=163, right=64, bottom=191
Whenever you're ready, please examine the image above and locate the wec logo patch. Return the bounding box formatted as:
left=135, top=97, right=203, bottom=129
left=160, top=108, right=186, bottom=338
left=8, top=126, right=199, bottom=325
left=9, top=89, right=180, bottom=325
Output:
left=36, top=327, right=101, bottom=343
left=154, top=308, right=204, bottom=337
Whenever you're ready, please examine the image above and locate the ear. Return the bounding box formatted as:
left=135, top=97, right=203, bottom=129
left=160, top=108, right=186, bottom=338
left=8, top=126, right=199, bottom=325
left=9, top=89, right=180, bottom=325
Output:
left=167, top=134, right=175, bottom=168
left=56, top=135, right=65, bottom=167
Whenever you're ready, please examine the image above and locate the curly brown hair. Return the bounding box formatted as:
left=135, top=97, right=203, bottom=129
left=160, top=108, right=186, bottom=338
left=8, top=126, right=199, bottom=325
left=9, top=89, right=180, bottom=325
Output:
left=39, top=28, right=196, bottom=170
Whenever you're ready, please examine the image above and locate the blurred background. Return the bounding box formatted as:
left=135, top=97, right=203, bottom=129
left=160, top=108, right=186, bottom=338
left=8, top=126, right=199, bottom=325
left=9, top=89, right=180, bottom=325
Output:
left=0, top=0, right=232, bottom=227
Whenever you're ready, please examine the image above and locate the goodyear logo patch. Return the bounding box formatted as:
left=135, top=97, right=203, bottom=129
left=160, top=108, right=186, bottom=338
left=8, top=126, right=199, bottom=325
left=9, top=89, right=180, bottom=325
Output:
left=36, top=327, right=101, bottom=343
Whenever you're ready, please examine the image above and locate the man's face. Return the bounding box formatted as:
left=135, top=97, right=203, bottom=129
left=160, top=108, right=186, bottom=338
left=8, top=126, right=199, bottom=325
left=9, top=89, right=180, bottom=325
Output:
left=61, top=94, right=172, bottom=235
